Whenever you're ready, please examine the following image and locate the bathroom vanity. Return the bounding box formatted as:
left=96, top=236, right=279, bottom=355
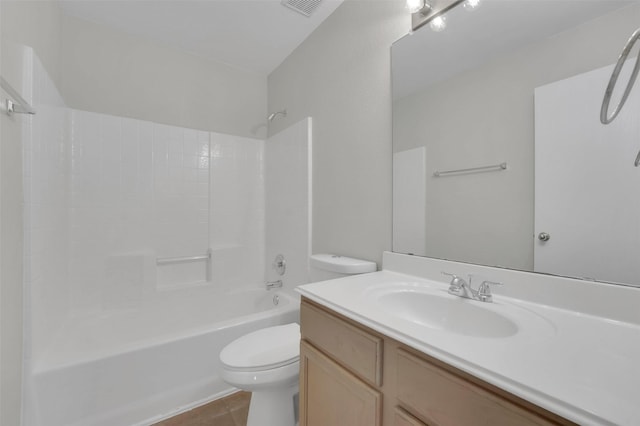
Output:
left=299, top=298, right=571, bottom=426
left=296, top=252, right=640, bottom=426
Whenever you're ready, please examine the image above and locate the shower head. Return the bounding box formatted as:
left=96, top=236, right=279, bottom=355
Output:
left=268, top=109, right=287, bottom=122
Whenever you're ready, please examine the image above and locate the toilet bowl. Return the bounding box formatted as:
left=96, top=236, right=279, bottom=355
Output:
left=220, top=323, right=300, bottom=426
left=219, top=254, right=376, bottom=426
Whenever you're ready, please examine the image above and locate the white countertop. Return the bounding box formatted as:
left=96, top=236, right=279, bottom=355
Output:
left=297, top=269, right=640, bottom=426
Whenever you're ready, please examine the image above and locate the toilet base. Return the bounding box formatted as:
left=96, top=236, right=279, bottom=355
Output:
left=246, top=384, right=298, bottom=426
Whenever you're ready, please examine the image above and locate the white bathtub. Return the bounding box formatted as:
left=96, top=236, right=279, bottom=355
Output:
left=28, top=286, right=299, bottom=426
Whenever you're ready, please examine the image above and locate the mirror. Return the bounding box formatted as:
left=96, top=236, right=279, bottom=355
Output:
left=392, top=0, right=640, bottom=287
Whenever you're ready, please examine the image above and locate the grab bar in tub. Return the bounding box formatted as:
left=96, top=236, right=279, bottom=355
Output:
left=156, top=248, right=212, bottom=282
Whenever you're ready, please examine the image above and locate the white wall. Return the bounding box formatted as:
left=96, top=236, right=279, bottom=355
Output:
left=268, top=0, right=409, bottom=266
left=0, top=1, right=63, bottom=89
left=265, top=118, right=312, bottom=292
left=1, top=1, right=268, bottom=138
left=59, top=13, right=267, bottom=139
left=1, top=0, right=269, bottom=139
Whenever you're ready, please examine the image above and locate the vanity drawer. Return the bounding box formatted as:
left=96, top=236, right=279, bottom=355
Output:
left=300, top=299, right=383, bottom=386
left=396, top=349, right=562, bottom=426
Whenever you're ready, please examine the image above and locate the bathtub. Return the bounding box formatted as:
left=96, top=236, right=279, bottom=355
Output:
left=28, top=286, right=299, bottom=426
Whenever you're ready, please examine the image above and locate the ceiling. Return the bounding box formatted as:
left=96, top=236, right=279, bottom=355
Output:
left=58, top=0, right=344, bottom=75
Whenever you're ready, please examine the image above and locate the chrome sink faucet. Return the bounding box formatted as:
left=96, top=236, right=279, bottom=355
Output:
left=442, top=272, right=476, bottom=299
left=442, top=272, right=502, bottom=303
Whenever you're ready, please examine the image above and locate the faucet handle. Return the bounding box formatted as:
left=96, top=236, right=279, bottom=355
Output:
left=442, top=271, right=459, bottom=281
left=442, top=272, right=466, bottom=292
left=477, top=280, right=503, bottom=302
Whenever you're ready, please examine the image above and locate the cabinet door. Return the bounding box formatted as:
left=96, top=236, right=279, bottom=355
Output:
left=299, top=340, right=382, bottom=426
left=395, top=408, right=429, bottom=426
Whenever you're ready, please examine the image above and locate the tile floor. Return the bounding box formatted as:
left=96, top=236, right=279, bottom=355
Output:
left=153, top=391, right=251, bottom=426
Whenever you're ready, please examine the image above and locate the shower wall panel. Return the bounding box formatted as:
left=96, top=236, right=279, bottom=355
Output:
left=67, top=113, right=266, bottom=316
left=22, top=48, right=70, bottom=364
left=68, top=112, right=210, bottom=313
left=264, top=117, right=312, bottom=291
left=210, top=133, right=265, bottom=287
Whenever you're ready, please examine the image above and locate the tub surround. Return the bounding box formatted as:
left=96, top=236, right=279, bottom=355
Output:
left=296, top=252, right=640, bottom=426
left=20, top=42, right=313, bottom=426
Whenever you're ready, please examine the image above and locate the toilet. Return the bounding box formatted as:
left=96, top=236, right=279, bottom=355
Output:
left=219, top=254, right=376, bottom=426
left=220, top=323, right=300, bottom=426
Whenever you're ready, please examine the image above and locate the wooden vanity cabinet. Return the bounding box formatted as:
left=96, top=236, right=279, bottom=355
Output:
left=299, top=297, right=576, bottom=426
left=299, top=299, right=383, bottom=426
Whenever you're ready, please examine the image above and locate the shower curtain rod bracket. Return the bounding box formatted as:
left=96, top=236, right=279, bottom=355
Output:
left=1, top=76, right=35, bottom=116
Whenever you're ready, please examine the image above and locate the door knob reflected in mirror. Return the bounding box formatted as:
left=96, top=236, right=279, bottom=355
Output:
left=538, top=232, right=551, bottom=242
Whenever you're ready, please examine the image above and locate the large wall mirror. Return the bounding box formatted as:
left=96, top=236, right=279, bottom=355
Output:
left=392, top=0, right=640, bottom=287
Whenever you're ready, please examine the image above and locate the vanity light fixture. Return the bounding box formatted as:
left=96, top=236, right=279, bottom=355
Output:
left=463, top=0, right=481, bottom=11
left=409, top=0, right=479, bottom=32
left=429, top=15, right=447, bottom=32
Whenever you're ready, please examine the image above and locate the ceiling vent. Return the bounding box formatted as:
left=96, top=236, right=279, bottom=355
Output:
left=281, top=0, right=323, bottom=17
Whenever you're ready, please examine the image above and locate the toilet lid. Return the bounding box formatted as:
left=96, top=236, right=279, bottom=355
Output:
left=220, top=323, right=300, bottom=371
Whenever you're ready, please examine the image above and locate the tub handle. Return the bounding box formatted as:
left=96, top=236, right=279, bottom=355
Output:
left=272, top=254, right=286, bottom=276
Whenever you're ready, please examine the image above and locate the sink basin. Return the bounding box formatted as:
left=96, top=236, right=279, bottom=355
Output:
left=376, top=290, right=518, bottom=338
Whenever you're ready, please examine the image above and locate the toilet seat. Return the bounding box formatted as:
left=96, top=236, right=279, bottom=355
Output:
left=220, top=323, right=300, bottom=372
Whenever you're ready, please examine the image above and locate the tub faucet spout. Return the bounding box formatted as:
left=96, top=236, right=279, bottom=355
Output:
left=266, top=280, right=283, bottom=290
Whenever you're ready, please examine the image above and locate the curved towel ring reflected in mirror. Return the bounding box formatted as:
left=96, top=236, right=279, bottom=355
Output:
left=601, top=28, right=640, bottom=125
left=600, top=28, right=640, bottom=124
left=601, top=27, right=640, bottom=167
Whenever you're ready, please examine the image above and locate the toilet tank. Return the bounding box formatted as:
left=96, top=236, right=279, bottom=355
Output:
left=309, top=254, right=377, bottom=282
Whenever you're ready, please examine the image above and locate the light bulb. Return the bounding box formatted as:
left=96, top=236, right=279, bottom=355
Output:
left=406, top=0, right=425, bottom=13
left=464, top=0, right=481, bottom=11
left=429, top=15, right=447, bottom=32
